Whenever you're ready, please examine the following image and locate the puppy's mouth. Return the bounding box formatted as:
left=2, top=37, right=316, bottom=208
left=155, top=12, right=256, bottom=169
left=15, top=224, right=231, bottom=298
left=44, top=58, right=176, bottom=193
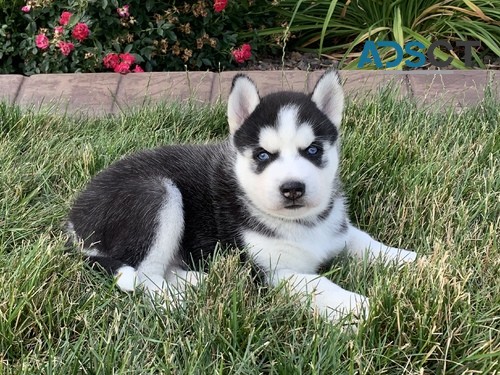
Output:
left=284, top=203, right=305, bottom=210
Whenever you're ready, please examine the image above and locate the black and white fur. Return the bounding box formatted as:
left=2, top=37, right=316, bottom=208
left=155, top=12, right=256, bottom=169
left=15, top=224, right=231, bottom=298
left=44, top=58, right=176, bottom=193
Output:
left=68, top=70, right=416, bottom=321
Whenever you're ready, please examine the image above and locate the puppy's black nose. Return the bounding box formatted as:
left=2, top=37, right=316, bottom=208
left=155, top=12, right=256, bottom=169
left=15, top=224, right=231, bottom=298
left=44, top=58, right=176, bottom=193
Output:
left=280, top=181, right=305, bottom=200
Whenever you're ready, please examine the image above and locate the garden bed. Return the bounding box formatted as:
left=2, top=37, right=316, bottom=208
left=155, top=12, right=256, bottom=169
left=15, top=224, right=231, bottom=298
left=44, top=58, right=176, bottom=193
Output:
left=1, top=0, right=499, bottom=75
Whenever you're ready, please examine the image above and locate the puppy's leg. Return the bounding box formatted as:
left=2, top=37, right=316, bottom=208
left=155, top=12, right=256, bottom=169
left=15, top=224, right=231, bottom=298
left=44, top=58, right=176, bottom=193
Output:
left=268, top=268, right=369, bottom=322
left=135, top=180, right=185, bottom=298
left=345, top=225, right=416, bottom=265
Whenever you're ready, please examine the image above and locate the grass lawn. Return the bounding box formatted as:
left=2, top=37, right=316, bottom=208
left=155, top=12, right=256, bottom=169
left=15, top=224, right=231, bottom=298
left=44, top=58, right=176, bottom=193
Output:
left=0, top=89, right=498, bottom=374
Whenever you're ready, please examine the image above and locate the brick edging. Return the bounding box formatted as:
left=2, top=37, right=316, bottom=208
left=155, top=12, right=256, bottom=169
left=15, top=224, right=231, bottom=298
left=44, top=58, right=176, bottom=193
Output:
left=0, top=70, right=497, bottom=115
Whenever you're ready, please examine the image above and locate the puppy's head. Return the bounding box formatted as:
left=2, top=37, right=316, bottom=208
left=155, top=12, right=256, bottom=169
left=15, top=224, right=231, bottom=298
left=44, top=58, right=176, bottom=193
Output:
left=228, top=70, right=344, bottom=220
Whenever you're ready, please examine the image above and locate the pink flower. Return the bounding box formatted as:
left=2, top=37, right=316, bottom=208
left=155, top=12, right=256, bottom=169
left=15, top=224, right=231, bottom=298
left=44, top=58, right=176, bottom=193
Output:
left=72, top=22, right=90, bottom=42
left=21, top=5, right=31, bottom=13
left=117, top=5, right=130, bottom=18
left=119, top=52, right=135, bottom=65
left=54, top=26, right=64, bottom=35
left=59, top=11, right=72, bottom=26
left=35, top=34, right=50, bottom=50
left=114, top=62, right=131, bottom=74
left=58, top=41, right=75, bottom=56
left=232, top=43, right=252, bottom=64
left=133, top=65, right=144, bottom=73
left=103, top=53, right=120, bottom=69
left=213, top=0, right=227, bottom=12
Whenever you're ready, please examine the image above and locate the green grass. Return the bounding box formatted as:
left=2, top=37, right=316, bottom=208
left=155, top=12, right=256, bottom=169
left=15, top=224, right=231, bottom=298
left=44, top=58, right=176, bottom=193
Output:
left=0, top=90, right=499, bottom=374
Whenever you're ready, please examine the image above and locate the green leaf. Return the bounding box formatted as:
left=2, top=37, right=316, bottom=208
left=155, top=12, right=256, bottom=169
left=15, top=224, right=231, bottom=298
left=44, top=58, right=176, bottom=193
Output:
left=319, top=0, right=339, bottom=56
left=392, top=6, right=404, bottom=70
left=112, top=40, right=120, bottom=52
left=67, top=14, right=80, bottom=29
left=140, top=46, right=154, bottom=59
left=165, top=30, right=177, bottom=41
left=132, top=53, right=144, bottom=63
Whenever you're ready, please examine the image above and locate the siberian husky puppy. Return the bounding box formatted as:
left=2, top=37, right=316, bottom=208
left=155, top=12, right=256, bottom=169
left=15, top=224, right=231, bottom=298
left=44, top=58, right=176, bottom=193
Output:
left=67, top=70, right=416, bottom=321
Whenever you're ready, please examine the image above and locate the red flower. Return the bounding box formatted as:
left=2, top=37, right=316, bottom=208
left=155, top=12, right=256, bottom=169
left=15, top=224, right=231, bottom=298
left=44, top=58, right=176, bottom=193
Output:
left=54, top=26, right=64, bottom=35
left=21, top=5, right=31, bottom=13
left=213, top=0, right=227, bottom=12
left=35, top=34, right=50, bottom=50
left=58, top=41, right=75, bottom=56
left=104, top=51, right=139, bottom=73
left=114, top=62, right=131, bottom=74
left=59, top=11, right=72, bottom=26
left=232, top=43, right=252, bottom=64
left=103, top=53, right=120, bottom=69
left=119, top=53, right=135, bottom=65
left=241, top=43, right=251, bottom=56
left=72, top=22, right=90, bottom=42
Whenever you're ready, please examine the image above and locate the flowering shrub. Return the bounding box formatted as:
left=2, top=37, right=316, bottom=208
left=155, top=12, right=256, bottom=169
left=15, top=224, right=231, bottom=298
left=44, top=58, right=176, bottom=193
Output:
left=0, top=0, right=276, bottom=75
left=17, top=8, right=97, bottom=74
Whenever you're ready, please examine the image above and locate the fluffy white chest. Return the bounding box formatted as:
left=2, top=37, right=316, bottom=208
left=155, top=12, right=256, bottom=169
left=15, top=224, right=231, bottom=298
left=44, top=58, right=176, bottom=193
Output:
left=242, top=209, right=349, bottom=273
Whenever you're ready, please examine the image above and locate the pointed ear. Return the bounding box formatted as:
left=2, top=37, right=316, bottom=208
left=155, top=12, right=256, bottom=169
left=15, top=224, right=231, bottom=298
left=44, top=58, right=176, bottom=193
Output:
left=227, top=74, right=260, bottom=134
left=311, top=70, right=344, bottom=128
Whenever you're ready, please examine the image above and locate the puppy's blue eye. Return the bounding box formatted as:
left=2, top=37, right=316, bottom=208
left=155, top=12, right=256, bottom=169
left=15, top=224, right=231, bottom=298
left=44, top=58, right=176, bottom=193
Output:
left=257, top=151, right=270, bottom=161
left=306, top=146, right=318, bottom=155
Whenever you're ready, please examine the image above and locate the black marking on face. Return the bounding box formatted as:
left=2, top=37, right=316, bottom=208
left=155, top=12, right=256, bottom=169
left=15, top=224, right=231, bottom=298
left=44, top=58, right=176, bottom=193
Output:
left=232, top=92, right=338, bottom=153
left=317, top=182, right=344, bottom=223
left=299, top=142, right=325, bottom=168
left=301, top=95, right=338, bottom=145
left=252, top=147, right=279, bottom=174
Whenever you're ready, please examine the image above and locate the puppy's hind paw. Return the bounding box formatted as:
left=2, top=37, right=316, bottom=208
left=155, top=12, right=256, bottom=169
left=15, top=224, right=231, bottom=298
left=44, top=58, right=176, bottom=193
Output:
left=115, top=266, right=138, bottom=292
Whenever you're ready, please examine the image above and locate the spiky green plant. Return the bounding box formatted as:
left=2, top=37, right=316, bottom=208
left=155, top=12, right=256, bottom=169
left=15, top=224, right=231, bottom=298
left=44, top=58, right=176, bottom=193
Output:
left=264, top=0, right=500, bottom=69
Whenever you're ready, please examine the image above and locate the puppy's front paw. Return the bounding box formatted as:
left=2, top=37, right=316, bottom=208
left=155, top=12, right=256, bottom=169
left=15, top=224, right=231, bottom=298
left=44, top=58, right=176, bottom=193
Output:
left=318, top=291, right=370, bottom=323
left=383, top=247, right=417, bottom=266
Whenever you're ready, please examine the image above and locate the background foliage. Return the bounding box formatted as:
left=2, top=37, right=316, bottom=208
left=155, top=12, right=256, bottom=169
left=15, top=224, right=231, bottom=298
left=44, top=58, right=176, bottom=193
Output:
left=0, top=0, right=275, bottom=74
left=0, top=0, right=499, bottom=73
left=269, top=0, right=500, bottom=69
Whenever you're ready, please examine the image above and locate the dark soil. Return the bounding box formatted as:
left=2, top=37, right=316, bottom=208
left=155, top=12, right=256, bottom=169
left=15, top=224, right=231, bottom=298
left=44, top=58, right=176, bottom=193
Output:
left=240, top=52, right=338, bottom=71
